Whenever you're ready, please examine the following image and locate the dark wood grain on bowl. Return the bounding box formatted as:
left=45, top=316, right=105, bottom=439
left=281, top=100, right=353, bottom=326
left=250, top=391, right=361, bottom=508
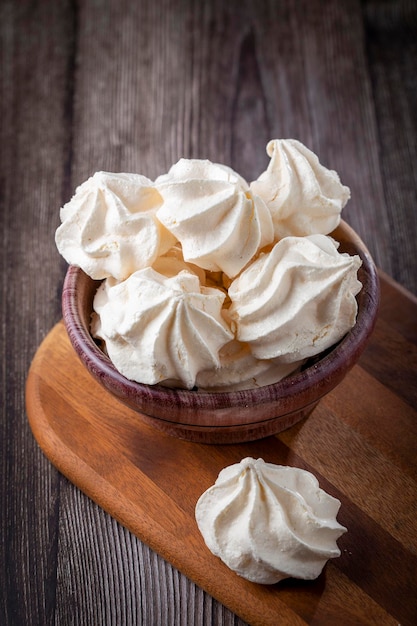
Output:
left=62, top=220, right=379, bottom=443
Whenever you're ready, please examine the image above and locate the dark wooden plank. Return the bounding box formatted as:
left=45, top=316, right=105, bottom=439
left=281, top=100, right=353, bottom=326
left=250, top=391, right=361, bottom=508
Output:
left=363, top=0, right=417, bottom=296
left=0, top=2, right=75, bottom=625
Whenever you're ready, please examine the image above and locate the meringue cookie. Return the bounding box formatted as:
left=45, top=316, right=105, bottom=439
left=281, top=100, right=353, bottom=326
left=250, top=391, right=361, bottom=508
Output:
left=156, top=159, right=274, bottom=278
left=196, top=340, right=303, bottom=391
left=156, top=157, right=249, bottom=188
left=151, top=245, right=206, bottom=284
left=250, top=139, right=350, bottom=239
left=195, top=458, right=347, bottom=584
left=55, top=171, right=175, bottom=280
left=91, top=268, right=233, bottom=389
left=228, top=234, right=362, bottom=361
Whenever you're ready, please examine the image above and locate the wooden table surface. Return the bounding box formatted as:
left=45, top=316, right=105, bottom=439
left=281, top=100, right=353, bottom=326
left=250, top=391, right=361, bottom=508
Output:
left=1, top=1, right=416, bottom=625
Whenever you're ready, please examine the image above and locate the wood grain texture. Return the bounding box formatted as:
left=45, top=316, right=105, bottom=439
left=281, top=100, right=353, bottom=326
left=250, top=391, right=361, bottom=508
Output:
left=25, top=270, right=417, bottom=626
left=1, top=0, right=416, bottom=624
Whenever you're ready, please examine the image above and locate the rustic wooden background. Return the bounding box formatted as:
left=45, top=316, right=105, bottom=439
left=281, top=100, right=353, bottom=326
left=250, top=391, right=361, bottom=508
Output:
left=1, top=0, right=416, bottom=624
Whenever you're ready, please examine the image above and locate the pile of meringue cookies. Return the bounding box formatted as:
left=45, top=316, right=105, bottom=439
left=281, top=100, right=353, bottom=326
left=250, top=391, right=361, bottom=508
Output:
left=55, top=139, right=362, bottom=391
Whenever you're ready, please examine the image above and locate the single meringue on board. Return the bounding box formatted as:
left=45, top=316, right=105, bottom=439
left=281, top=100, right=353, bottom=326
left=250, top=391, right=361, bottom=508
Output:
left=195, top=458, right=347, bottom=584
left=227, top=233, right=362, bottom=362
left=155, top=159, right=274, bottom=278
left=250, top=139, right=351, bottom=239
left=91, top=268, right=233, bottom=389
left=55, top=171, right=175, bottom=281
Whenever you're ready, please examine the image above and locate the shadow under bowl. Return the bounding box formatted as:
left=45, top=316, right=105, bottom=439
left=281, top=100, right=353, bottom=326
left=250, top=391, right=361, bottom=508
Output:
left=62, top=220, right=379, bottom=444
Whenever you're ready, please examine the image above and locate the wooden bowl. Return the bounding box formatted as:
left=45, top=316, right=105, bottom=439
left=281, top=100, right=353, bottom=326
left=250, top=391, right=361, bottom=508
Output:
left=62, top=220, right=379, bottom=444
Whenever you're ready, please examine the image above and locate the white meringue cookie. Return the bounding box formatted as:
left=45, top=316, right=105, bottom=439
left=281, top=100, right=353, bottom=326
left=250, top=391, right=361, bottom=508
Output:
left=55, top=171, right=175, bottom=280
left=91, top=268, right=233, bottom=389
left=228, top=234, right=362, bottom=361
left=156, top=157, right=249, bottom=188
left=156, top=159, right=274, bottom=278
left=250, top=139, right=350, bottom=239
left=151, top=245, right=207, bottom=284
left=195, top=340, right=303, bottom=391
left=195, top=458, right=347, bottom=584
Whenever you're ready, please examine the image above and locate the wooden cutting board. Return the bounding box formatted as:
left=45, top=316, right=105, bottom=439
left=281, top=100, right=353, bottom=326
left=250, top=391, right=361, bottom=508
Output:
left=26, top=271, right=417, bottom=626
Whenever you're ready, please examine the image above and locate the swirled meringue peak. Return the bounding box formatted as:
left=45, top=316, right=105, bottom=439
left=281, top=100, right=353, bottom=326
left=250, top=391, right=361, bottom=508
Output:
left=195, top=458, right=347, bottom=584
left=55, top=171, right=175, bottom=280
left=155, top=159, right=274, bottom=278
left=91, top=268, right=233, bottom=389
left=228, top=234, right=362, bottom=361
left=250, top=139, right=351, bottom=239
